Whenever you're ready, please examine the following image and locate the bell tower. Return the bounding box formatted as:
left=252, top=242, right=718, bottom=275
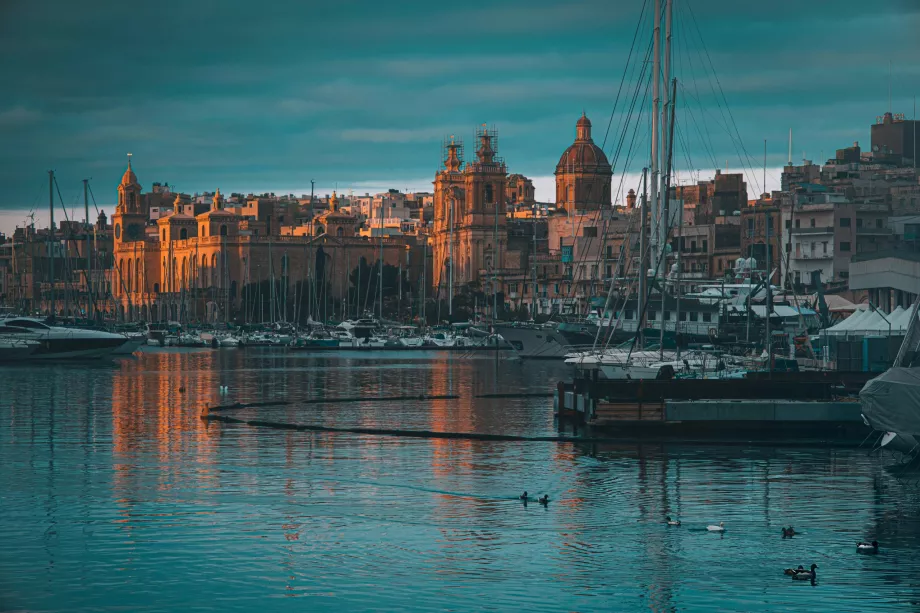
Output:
left=113, top=155, right=146, bottom=246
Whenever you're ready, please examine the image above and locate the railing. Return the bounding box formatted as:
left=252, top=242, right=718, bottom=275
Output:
left=789, top=226, right=834, bottom=235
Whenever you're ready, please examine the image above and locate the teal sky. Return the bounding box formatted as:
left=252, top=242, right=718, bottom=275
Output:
left=0, top=0, right=918, bottom=227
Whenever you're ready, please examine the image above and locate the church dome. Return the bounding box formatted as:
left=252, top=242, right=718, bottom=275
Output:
left=555, top=114, right=611, bottom=175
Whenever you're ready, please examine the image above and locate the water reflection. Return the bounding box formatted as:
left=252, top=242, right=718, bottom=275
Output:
left=2, top=350, right=920, bottom=612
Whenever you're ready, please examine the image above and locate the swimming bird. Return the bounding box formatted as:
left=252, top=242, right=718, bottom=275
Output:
left=519, top=491, right=528, bottom=501
left=666, top=516, right=681, bottom=526
left=538, top=495, right=549, bottom=505
left=791, top=564, right=817, bottom=580
left=782, top=527, right=796, bottom=538
left=707, top=522, right=725, bottom=532
left=857, top=541, right=879, bottom=554
left=783, top=565, right=805, bottom=576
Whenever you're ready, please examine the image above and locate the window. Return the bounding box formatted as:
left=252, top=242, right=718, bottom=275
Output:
left=822, top=241, right=828, bottom=254
left=785, top=220, right=792, bottom=229
left=583, top=226, right=597, bottom=238
left=702, top=313, right=712, bottom=323
left=702, top=239, right=708, bottom=253
left=663, top=311, right=671, bottom=321
left=747, top=219, right=754, bottom=234
left=690, top=240, right=697, bottom=253
left=680, top=312, right=687, bottom=321
left=810, top=218, right=816, bottom=228
left=649, top=310, right=658, bottom=321
left=840, top=217, right=851, bottom=227
left=690, top=312, right=699, bottom=322
left=554, top=284, right=559, bottom=293
left=840, top=271, right=849, bottom=279
left=220, top=225, right=228, bottom=236
left=162, top=229, right=166, bottom=241
left=795, top=219, right=801, bottom=228
left=718, top=259, right=723, bottom=271
left=625, top=309, right=634, bottom=319
left=605, top=265, right=612, bottom=278
left=179, top=228, right=187, bottom=240
left=484, top=184, right=494, bottom=204
left=840, top=241, right=851, bottom=252
left=202, top=226, right=207, bottom=237
left=856, top=218, right=863, bottom=228
left=606, top=245, right=613, bottom=258
left=876, top=218, right=883, bottom=228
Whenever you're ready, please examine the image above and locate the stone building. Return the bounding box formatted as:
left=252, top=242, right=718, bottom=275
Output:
left=431, top=129, right=509, bottom=295
left=554, top=114, right=612, bottom=212
left=110, top=162, right=427, bottom=323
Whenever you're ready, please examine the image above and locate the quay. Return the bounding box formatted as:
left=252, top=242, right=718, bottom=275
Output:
left=555, top=373, right=875, bottom=444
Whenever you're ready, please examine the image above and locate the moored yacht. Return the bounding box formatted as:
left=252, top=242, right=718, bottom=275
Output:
left=0, top=317, right=128, bottom=359
left=0, top=338, right=40, bottom=362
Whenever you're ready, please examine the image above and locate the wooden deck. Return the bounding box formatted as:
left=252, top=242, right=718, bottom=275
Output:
left=593, top=401, right=664, bottom=425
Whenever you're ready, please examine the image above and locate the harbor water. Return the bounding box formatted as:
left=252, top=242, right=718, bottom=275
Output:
left=2, top=350, right=920, bottom=612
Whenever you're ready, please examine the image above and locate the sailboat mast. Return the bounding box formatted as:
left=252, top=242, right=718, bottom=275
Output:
left=48, top=170, right=55, bottom=320
left=448, top=193, right=453, bottom=316
left=649, top=0, right=662, bottom=272
left=532, top=202, right=538, bottom=318
left=83, top=179, right=91, bottom=318
left=638, top=168, right=648, bottom=347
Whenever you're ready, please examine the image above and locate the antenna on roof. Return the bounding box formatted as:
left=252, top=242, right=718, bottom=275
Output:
left=787, top=129, right=792, bottom=165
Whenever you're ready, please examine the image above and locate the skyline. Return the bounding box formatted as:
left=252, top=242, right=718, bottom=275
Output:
left=1, top=0, right=918, bottom=229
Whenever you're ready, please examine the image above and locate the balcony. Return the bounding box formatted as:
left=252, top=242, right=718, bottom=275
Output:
left=855, top=227, right=893, bottom=236
left=797, top=251, right=833, bottom=260
left=789, top=226, right=834, bottom=235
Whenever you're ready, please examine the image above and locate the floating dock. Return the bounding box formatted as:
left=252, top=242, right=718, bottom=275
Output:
left=555, top=373, right=874, bottom=444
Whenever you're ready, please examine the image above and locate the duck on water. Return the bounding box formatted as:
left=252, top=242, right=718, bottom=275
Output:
left=857, top=541, right=879, bottom=554
left=791, top=564, right=818, bottom=581
left=666, top=516, right=681, bottom=526
left=707, top=522, right=725, bottom=532
left=782, top=526, right=796, bottom=538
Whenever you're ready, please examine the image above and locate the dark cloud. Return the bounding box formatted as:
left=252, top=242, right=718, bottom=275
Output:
left=0, top=0, right=917, bottom=215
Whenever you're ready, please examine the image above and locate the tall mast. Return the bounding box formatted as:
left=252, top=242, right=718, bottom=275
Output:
left=48, top=170, right=55, bottom=320
left=448, top=192, right=454, bottom=316
left=379, top=197, right=384, bottom=320
left=649, top=0, right=662, bottom=271
left=659, top=78, right=677, bottom=358
left=532, top=202, right=538, bottom=318
left=84, top=179, right=91, bottom=318
left=638, top=168, right=648, bottom=347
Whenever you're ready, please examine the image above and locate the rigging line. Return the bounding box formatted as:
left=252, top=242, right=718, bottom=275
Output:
left=557, top=49, right=653, bottom=312
left=672, top=10, right=714, bottom=175
left=683, top=0, right=762, bottom=195
left=674, top=10, right=721, bottom=171
left=601, top=0, right=650, bottom=151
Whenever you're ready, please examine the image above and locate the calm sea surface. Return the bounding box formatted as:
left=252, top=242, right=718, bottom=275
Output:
left=3, top=349, right=920, bottom=612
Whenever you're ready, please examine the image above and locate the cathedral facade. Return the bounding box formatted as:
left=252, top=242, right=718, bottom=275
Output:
left=432, top=128, right=509, bottom=294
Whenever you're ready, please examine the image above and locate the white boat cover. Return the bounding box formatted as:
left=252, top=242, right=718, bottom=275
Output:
left=860, top=367, right=920, bottom=436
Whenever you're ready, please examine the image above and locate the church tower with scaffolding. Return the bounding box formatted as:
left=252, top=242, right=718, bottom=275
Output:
left=432, top=126, right=508, bottom=297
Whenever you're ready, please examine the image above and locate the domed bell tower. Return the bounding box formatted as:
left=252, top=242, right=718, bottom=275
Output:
left=113, top=155, right=146, bottom=246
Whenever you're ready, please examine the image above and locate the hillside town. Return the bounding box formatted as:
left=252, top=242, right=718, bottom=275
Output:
left=0, top=110, right=918, bottom=326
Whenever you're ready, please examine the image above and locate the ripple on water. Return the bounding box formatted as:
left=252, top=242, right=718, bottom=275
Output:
left=2, top=351, right=920, bottom=612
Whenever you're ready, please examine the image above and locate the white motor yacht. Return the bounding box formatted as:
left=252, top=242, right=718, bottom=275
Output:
left=0, top=338, right=41, bottom=362
left=0, top=318, right=128, bottom=359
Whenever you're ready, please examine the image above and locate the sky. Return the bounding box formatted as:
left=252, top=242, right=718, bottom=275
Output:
left=1, top=0, right=918, bottom=232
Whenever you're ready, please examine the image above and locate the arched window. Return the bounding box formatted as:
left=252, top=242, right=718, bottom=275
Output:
left=567, top=185, right=574, bottom=203
left=211, top=253, right=218, bottom=287
left=153, top=283, right=159, bottom=293
left=202, top=226, right=207, bottom=237
left=336, top=226, right=344, bottom=237
left=219, top=224, right=227, bottom=237
left=180, top=227, right=188, bottom=240
left=162, top=229, right=166, bottom=242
